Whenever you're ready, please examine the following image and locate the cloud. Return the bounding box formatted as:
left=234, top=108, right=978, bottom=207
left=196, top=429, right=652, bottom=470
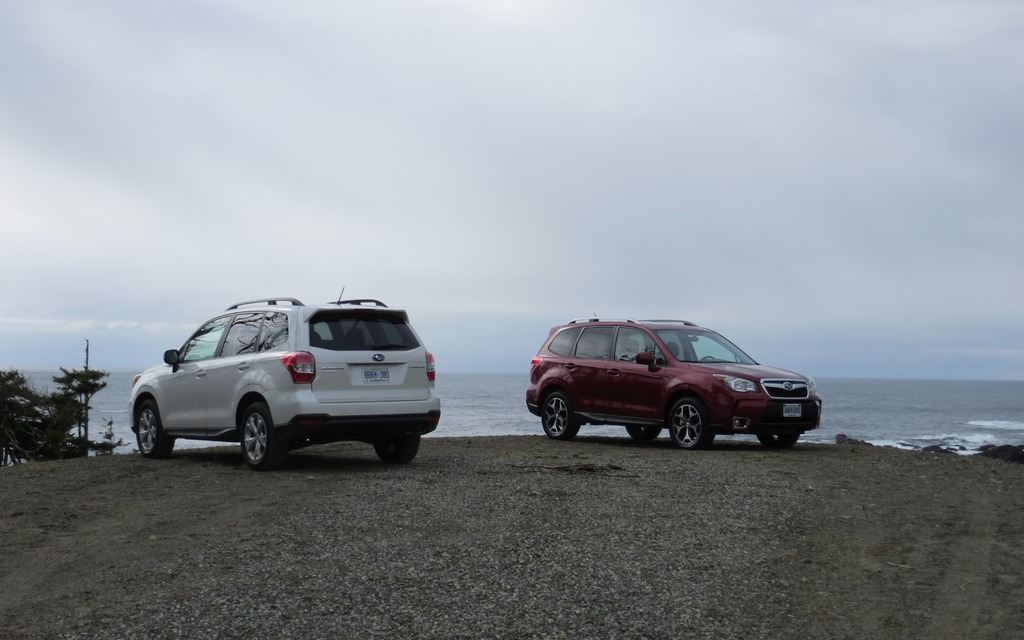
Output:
left=1, top=0, right=1022, bottom=378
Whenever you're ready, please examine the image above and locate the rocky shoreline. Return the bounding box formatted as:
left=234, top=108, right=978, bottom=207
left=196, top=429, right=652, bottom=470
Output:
left=835, top=432, right=1024, bottom=463
left=3, top=435, right=1024, bottom=639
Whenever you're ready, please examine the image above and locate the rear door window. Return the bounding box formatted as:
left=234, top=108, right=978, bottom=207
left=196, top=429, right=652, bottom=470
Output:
left=221, top=312, right=264, bottom=357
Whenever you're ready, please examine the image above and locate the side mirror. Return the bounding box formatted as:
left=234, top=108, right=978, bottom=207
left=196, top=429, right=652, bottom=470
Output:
left=635, top=351, right=658, bottom=372
left=163, top=349, right=181, bottom=372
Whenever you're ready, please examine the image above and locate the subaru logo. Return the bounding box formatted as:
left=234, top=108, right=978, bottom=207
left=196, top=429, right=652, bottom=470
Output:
left=372, top=354, right=385, bottom=362
left=783, top=382, right=794, bottom=390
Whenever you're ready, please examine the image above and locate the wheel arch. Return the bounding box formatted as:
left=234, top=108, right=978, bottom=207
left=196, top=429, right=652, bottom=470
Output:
left=235, top=391, right=270, bottom=434
left=130, top=392, right=158, bottom=434
left=662, top=386, right=706, bottom=425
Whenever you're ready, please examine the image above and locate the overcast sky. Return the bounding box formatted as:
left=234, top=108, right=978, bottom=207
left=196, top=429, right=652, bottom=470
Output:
left=2, top=0, right=1022, bottom=380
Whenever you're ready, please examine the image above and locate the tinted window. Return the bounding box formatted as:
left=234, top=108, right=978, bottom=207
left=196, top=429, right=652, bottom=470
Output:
left=573, top=326, right=613, bottom=360
left=258, top=312, right=289, bottom=352
left=179, top=316, right=231, bottom=363
left=548, top=327, right=581, bottom=356
left=221, top=313, right=263, bottom=357
left=308, top=312, right=419, bottom=351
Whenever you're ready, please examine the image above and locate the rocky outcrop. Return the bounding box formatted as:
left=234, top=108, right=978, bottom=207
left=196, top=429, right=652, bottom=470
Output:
left=835, top=433, right=873, bottom=446
left=976, top=444, right=1024, bottom=465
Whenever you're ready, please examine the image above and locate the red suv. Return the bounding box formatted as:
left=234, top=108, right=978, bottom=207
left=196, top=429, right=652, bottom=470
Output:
left=526, top=318, right=821, bottom=449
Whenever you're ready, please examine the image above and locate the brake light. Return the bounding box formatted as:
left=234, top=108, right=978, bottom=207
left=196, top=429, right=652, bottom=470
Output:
left=281, top=352, right=316, bottom=384
left=132, top=374, right=141, bottom=388
left=426, top=351, right=436, bottom=382
left=531, top=356, right=544, bottom=368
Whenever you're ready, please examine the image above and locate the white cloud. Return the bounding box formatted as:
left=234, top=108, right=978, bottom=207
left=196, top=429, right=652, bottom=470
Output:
left=1, top=0, right=1022, bottom=377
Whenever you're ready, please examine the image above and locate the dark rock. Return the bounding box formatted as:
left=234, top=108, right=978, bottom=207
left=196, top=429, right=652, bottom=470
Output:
left=921, top=445, right=956, bottom=455
left=976, top=444, right=1024, bottom=464
left=835, top=433, right=872, bottom=446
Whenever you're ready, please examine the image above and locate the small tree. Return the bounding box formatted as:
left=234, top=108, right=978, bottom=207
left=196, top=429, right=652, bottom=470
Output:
left=91, top=418, right=123, bottom=456
left=0, top=369, right=48, bottom=465
left=51, top=340, right=108, bottom=443
left=0, top=341, right=123, bottom=466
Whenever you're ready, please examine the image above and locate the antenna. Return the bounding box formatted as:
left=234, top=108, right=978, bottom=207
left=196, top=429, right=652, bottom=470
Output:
left=336, top=287, right=346, bottom=304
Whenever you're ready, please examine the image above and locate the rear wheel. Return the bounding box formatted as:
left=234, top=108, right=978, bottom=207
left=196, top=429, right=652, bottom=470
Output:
left=241, top=401, right=287, bottom=470
left=668, top=397, right=715, bottom=450
left=136, top=399, right=174, bottom=459
left=757, top=432, right=800, bottom=449
left=541, top=391, right=580, bottom=440
left=374, top=434, right=421, bottom=464
left=626, top=425, right=662, bottom=441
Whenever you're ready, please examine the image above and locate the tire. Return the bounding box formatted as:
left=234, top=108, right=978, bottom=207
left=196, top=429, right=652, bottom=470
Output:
left=626, top=425, right=662, bottom=441
left=135, top=399, right=174, bottom=459
left=668, top=397, right=715, bottom=450
left=757, top=432, right=800, bottom=449
left=240, top=401, right=287, bottom=471
left=374, top=434, right=421, bottom=464
left=541, top=391, right=580, bottom=440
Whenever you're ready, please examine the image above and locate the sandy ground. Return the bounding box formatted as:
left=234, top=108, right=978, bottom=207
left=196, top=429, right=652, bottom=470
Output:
left=2, top=435, right=1023, bottom=639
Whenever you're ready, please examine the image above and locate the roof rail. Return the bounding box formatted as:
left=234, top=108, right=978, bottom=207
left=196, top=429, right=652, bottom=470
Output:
left=329, top=298, right=389, bottom=308
left=227, top=298, right=304, bottom=310
left=642, top=319, right=699, bottom=326
left=567, top=317, right=638, bottom=325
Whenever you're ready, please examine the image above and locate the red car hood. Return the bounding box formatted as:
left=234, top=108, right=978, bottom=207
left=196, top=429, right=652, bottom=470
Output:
left=700, top=363, right=811, bottom=381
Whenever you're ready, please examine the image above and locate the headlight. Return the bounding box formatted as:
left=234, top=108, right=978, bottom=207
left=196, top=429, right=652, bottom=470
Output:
left=807, top=377, right=817, bottom=393
left=714, top=374, right=758, bottom=393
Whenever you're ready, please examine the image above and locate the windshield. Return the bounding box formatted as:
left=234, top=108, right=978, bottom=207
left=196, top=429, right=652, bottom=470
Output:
left=654, top=328, right=757, bottom=365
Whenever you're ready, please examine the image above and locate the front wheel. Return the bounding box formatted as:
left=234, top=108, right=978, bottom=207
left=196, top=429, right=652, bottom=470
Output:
left=757, top=433, right=800, bottom=449
left=668, top=397, right=715, bottom=450
left=541, top=391, right=580, bottom=440
left=136, top=399, right=174, bottom=459
left=374, top=435, right=421, bottom=464
left=240, top=401, right=287, bottom=470
left=626, top=425, right=662, bottom=441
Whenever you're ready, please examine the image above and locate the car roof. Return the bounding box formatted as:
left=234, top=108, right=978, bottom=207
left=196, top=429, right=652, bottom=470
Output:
left=562, top=317, right=701, bottom=328
left=225, top=298, right=397, bottom=312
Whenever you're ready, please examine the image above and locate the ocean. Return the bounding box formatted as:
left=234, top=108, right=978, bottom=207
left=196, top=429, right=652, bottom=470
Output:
left=21, top=370, right=1024, bottom=455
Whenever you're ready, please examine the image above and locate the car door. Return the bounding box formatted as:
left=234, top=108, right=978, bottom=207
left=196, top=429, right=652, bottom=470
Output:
left=160, top=315, right=231, bottom=433
left=203, top=312, right=264, bottom=435
left=566, top=326, right=614, bottom=418
left=605, top=327, right=666, bottom=422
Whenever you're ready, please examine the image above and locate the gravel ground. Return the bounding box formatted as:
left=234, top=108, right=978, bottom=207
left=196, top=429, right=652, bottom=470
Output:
left=2, top=435, right=1023, bottom=639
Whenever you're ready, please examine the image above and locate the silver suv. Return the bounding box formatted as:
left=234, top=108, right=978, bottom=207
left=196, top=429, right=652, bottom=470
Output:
left=129, top=298, right=441, bottom=470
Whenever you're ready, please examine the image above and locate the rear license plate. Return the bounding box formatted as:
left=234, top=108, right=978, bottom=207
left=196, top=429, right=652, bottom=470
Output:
left=363, top=368, right=391, bottom=384
left=783, top=404, right=802, bottom=418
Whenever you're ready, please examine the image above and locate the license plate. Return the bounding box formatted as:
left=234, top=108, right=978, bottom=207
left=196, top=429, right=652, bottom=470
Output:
left=363, top=368, right=391, bottom=384
left=783, top=404, right=802, bottom=418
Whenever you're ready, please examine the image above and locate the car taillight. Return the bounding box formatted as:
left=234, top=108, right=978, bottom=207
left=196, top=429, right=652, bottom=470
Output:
left=426, top=351, right=436, bottom=382
left=530, top=356, right=544, bottom=368
left=132, top=374, right=141, bottom=388
left=281, top=351, right=316, bottom=384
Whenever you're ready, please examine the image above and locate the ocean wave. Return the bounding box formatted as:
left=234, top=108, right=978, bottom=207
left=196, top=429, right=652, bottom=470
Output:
left=966, top=420, right=1024, bottom=431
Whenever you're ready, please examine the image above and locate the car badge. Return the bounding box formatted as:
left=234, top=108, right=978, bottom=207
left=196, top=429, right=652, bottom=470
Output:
left=372, top=353, right=385, bottom=362
left=783, top=382, right=794, bottom=390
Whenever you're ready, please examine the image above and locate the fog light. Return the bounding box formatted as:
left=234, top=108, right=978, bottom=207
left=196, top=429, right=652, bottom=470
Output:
left=732, top=418, right=750, bottom=429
